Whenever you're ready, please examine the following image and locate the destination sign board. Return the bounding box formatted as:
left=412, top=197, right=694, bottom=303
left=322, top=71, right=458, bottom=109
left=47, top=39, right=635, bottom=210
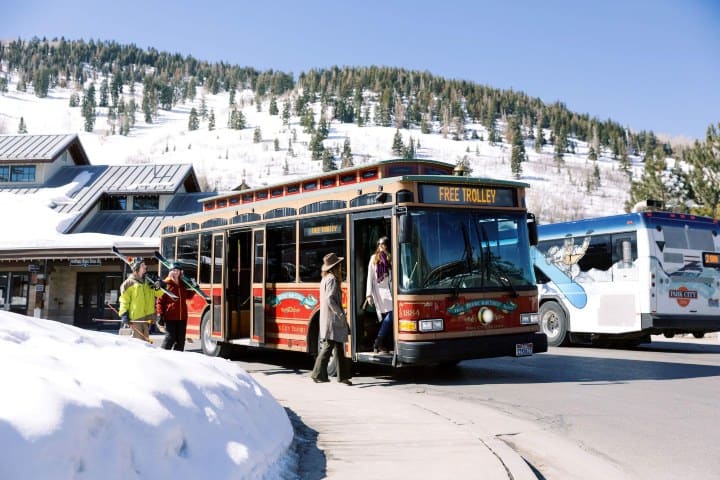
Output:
left=418, top=184, right=516, bottom=207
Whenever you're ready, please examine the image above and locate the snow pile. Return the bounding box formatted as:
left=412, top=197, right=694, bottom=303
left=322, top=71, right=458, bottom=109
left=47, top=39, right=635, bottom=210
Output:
left=0, top=311, right=294, bottom=479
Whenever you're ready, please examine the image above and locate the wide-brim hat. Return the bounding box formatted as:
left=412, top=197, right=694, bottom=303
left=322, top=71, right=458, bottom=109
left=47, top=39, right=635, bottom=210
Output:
left=321, top=252, right=344, bottom=272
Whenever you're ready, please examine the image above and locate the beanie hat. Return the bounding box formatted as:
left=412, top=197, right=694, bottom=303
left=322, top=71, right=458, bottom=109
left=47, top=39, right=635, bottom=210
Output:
left=130, top=257, right=145, bottom=272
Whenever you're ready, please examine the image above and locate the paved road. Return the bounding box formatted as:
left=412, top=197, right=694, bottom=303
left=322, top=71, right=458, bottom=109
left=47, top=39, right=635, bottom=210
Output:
left=226, top=335, right=720, bottom=479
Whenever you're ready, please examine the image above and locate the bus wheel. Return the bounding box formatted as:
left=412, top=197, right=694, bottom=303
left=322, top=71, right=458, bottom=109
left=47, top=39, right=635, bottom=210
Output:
left=201, top=311, right=231, bottom=358
left=663, top=332, right=675, bottom=338
left=540, top=302, right=568, bottom=347
left=693, top=332, right=705, bottom=339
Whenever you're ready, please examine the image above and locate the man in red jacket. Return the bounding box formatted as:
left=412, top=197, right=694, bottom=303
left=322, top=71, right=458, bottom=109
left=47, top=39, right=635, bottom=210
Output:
left=156, top=261, right=196, bottom=351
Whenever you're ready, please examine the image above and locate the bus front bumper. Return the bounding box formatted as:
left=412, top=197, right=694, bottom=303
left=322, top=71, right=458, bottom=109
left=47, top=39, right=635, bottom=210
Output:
left=396, top=332, right=548, bottom=366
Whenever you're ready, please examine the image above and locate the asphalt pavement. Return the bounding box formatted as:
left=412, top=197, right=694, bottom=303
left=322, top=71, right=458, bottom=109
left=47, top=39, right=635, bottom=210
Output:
left=250, top=367, right=539, bottom=480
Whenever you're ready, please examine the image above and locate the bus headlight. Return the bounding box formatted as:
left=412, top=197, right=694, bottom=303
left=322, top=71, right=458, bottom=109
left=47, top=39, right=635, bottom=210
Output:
left=520, top=313, right=539, bottom=325
left=418, top=318, right=444, bottom=332
left=478, top=307, right=494, bottom=325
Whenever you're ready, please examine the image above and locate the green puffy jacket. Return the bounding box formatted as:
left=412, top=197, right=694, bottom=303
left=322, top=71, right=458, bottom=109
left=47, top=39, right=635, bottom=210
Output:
left=119, top=274, right=164, bottom=321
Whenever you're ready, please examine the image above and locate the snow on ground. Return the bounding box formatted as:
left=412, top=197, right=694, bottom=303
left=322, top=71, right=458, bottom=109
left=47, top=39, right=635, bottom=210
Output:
left=0, top=70, right=643, bottom=223
left=0, top=310, right=294, bottom=480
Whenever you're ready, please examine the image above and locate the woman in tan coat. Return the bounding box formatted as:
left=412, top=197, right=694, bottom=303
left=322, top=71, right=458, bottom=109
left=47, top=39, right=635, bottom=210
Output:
left=311, top=252, right=352, bottom=385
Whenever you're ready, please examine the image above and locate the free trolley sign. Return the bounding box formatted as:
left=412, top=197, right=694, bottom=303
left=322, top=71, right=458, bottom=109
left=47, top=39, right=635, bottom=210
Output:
left=70, top=258, right=102, bottom=267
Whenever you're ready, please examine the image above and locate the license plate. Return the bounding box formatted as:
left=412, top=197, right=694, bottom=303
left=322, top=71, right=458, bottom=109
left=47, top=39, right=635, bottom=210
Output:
left=515, top=342, right=533, bottom=356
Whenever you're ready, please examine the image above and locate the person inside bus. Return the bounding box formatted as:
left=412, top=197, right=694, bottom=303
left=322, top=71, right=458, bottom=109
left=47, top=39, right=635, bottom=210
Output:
left=366, top=236, right=393, bottom=353
left=119, top=258, right=165, bottom=342
left=156, top=261, right=196, bottom=351
left=311, top=252, right=352, bottom=385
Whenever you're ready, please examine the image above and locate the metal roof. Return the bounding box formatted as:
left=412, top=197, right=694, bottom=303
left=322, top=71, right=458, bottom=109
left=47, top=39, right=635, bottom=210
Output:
left=0, top=134, right=90, bottom=164
left=75, top=193, right=213, bottom=238
left=52, top=163, right=197, bottom=215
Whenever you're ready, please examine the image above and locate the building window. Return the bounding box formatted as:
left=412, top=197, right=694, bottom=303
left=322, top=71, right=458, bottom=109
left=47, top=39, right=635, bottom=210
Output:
left=133, top=194, right=159, bottom=210
left=101, top=195, right=127, bottom=210
left=0, top=165, right=36, bottom=183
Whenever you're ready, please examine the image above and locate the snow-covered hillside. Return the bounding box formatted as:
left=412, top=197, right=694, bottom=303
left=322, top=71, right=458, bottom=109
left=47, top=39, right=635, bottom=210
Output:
left=0, top=74, right=642, bottom=223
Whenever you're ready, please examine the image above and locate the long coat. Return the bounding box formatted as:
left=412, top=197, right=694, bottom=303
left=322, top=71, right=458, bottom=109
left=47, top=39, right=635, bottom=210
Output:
left=319, top=272, right=348, bottom=343
left=366, top=257, right=393, bottom=321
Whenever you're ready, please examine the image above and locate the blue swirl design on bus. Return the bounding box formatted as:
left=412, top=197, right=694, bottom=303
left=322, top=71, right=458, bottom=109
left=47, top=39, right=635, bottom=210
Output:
left=447, top=299, right=517, bottom=315
left=531, top=246, right=588, bottom=309
left=268, top=292, right=318, bottom=309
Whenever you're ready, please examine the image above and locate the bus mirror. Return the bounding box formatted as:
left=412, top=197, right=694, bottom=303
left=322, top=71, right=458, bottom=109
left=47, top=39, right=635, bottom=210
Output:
left=399, top=213, right=412, bottom=244
left=527, top=213, right=538, bottom=246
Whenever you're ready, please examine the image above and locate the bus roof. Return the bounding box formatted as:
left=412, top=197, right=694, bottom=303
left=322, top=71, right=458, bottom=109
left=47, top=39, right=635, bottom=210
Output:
left=200, top=158, right=530, bottom=212
left=538, top=211, right=720, bottom=238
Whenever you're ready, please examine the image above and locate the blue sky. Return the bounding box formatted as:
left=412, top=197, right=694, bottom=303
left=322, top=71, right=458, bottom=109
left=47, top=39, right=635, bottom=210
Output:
left=2, top=0, right=718, bottom=140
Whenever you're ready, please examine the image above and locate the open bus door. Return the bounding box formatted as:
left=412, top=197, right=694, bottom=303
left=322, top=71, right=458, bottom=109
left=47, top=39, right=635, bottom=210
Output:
left=252, top=228, right=266, bottom=344
left=209, top=232, right=226, bottom=340
left=351, top=210, right=393, bottom=363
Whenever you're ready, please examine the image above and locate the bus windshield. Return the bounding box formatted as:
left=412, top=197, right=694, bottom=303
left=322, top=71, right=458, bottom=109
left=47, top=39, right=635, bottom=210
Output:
left=399, top=209, right=535, bottom=292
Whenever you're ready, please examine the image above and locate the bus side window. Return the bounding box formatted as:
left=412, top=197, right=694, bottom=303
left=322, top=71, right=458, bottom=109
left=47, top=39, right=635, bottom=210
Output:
left=612, top=234, right=637, bottom=268
left=266, top=223, right=296, bottom=283
left=577, top=234, right=612, bottom=272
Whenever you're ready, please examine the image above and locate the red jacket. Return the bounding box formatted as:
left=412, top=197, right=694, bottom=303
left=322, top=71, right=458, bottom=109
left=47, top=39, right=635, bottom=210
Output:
left=156, top=276, right=196, bottom=321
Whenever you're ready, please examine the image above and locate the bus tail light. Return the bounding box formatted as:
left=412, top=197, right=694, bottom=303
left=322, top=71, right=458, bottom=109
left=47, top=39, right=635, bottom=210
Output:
left=520, top=313, right=538, bottom=325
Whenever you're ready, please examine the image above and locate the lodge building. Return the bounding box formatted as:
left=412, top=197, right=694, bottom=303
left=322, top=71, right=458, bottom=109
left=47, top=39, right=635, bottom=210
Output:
left=0, top=134, right=212, bottom=327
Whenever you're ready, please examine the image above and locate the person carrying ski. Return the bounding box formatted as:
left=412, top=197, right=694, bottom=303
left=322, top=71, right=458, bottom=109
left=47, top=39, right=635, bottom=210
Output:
left=156, top=261, right=196, bottom=351
left=119, top=257, right=165, bottom=342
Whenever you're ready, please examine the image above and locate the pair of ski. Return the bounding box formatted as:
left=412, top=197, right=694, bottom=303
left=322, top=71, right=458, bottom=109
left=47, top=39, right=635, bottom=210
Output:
left=111, top=246, right=210, bottom=303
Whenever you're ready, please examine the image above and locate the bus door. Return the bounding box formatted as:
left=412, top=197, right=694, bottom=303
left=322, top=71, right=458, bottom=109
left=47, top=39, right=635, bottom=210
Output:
left=209, top=232, right=226, bottom=340
left=227, top=230, right=252, bottom=339
left=350, top=210, right=393, bottom=357
left=251, top=228, right=266, bottom=344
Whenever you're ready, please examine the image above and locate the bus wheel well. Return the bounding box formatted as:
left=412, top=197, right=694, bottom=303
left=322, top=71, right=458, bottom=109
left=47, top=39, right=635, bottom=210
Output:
left=307, top=314, right=320, bottom=355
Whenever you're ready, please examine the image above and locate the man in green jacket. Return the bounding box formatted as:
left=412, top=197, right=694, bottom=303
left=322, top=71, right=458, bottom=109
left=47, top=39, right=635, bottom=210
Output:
left=119, top=257, right=165, bottom=342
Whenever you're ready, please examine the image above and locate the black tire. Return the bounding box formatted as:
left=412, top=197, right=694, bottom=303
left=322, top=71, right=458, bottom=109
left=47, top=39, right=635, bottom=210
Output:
left=200, top=311, right=232, bottom=358
left=693, top=332, right=705, bottom=339
left=539, top=302, right=568, bottom=347
left=663, top=332, right=675, bottom=338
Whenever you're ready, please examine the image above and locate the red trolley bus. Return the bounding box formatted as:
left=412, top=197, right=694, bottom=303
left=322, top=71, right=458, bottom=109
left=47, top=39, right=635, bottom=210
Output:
left=159, top=159, right=547, bottom=367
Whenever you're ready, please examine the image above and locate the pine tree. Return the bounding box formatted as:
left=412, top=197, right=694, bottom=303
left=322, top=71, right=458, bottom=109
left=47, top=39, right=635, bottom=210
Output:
left=341, top=138, right=353, bottom=168
left=188, top=107, right=199, bottom=131
left=198, top=96, right=207, bottom=120
left=322, top=149, right=336, bottom=172
left=509, top=118, right=526, bottom=179
left=391, top=129, right=404, bottom=156
left=208, top=109, right=216, bottom=131
left=685, top=123, right=720, bottom=218
left=253, top=126, right=262, bottom=143
left=626, top=147, right=670, bottom=211
left=99, top=79, right=109, bottom=107
left=534, top=121, right=545, bottom=153
left=301, top=106, right=315, bottom=133
left=32, top=67, right=50, bottom=98
left=69, top=92, right=80, bottom=107
left=269, top=96, right=279, bottom=115
left=82, top=85, right=96, bottom=133
left=282, top=102, right=290, bottom=125
left=17, top=117, right=27, bottom=134
left=310, top=132, right=324, bottom=160
left=274, top=138, right=280, bottom=151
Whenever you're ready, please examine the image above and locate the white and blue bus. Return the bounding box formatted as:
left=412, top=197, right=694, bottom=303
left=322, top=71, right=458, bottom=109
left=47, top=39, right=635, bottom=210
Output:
left=532, top=211, right=720, bottom=346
